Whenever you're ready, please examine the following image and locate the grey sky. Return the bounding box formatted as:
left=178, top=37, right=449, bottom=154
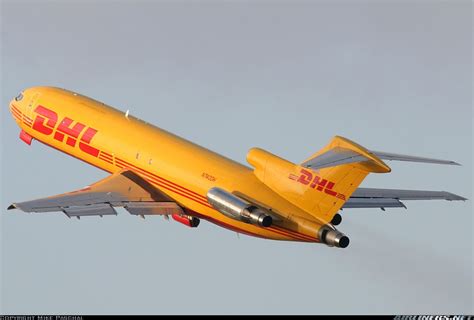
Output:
left=1, top=0, right=472, bottom=315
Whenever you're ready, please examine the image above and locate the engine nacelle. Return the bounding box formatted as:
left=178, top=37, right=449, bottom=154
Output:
left=331, top=213, right=342, bottom=226
left=207, top=187, right=273, bottom=227
left=318, top=225, right=350, bottom=248
left=172, top=214, right=200, bottom=228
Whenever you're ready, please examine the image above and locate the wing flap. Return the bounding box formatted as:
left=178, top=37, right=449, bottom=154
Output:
left=64, top=204, right=118, bottom=217
left=124, top=202, right=183, bottom=216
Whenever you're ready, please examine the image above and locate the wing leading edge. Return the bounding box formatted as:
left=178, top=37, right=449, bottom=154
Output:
left=7, top=169, right=184, bottom=218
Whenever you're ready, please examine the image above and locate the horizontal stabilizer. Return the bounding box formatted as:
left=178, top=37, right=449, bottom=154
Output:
left=370, top=151, right=460, bottom=166
left=302, top=146, right=461, bottom=170
left=351, top=187, right=467, bottom=201
left=342, top=187, right=467, bottom=210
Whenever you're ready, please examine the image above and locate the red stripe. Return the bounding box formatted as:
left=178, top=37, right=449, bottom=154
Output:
left=33, top=140, right=208, bottom=208
left=99, top=155, right=113, bottom=162
left=144, top=174, right=212, bottom=208
left=270, top=226, right=318, bottom=242
left=114, top=160, right=211, bottom=207
left=148, top=176, right=211, bottom=207
left=11, top=107, right=21, bottom=115
left=271, top=225, right=318, bottom=242
left=186, top=210, right=314, bottom=242
left=115, top=159, right=209, bottom=206
left=32, top=137, right=317, bottom=243
left=116, top=158, right=202, bottom=197
left=12, top=108, right=23, bottom=119
left=11, top=105, right=22, bottom=114
left=99, top=156, right=113, bottom=164
left=267, top=227, right=312, bottom=242
left=11, top=108, right=22, bottom=119
left=187, top=209, right=281, bottom=240
left=100, top=154, right=113, bottom=161
left=99, top=155, right=112, bottom=161
left=100, top=152, right=112, bottom=160
left=205, top=214, right=312, bottom=242
left=268, top=226, right=314, bottom=242
left=115, top=159, right=210, bottom=206
left=116, top=157, right=208, bottom=201
left=114, top=158, right=316, bottom=241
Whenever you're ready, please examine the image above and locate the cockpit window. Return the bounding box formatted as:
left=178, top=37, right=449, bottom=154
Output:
left=14, top=92, right=24, bottom=101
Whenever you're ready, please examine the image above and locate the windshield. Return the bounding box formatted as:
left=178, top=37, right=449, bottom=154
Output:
left=14, top=92, right=24, bottom=101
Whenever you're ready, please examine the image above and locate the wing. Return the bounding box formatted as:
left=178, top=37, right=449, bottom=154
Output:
left=7, top=169, right=184, bottom=218
left=343, top=187, right=467, bottom=210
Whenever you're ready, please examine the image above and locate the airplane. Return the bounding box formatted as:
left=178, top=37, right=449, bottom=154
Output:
left=7, top=86, right=467, bottom=248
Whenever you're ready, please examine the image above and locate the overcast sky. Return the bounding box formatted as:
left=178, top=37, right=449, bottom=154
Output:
left=1, top=0, right=472, bottom=315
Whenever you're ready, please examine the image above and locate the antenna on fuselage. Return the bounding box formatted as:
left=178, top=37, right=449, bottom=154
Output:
left=125, top=109, right=130, bottom=118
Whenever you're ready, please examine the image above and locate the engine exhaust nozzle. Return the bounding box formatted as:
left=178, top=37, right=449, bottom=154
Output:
left=319, top=226, right=350, bottom=248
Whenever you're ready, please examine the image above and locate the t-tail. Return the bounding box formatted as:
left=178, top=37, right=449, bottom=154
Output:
left=247, top=135, right=462, bottom=233
left=247, top=136, right=393, bottom=227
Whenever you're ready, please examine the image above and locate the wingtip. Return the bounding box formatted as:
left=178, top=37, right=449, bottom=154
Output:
left=444, top=192, right=468, bottom=201
left=453, top=194, right=468, bottom=201
left=7, top=204, right=16, bottom=210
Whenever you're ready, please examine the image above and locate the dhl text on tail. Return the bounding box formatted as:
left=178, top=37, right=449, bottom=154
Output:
left=7, top=87, right=467, bottom=248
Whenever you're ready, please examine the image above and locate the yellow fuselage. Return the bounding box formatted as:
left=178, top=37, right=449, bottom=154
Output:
left=10, top=87, right=324, bottom=242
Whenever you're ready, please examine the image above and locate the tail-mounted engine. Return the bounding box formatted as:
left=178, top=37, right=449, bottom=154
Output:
left=207, top=187, right=273, bottom=227
left=318, top=225, right=350, bottom=248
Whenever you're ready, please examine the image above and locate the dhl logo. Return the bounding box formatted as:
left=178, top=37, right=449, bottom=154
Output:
left=289, top=169, right=346, bottom=200
left=32, top=105, right=99, bottom=157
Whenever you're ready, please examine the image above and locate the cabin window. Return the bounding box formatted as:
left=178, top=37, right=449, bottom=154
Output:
left=149, top=159, right=153, bottom=165
left=136, top=152, right=140, bottom=159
